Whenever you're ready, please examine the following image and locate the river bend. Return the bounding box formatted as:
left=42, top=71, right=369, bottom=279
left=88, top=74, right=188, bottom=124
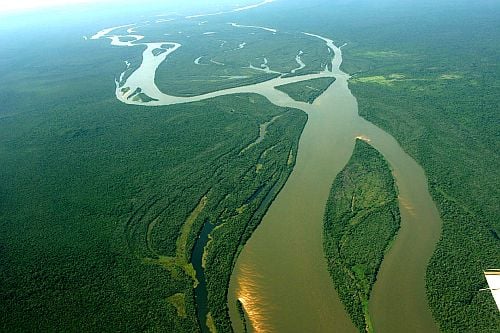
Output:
left=92, top=19, right=441, bottom=333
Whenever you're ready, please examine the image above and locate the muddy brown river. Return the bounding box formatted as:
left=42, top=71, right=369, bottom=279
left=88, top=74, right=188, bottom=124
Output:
left=227, top=42, right=441, bottom=333
left=92, top=23, right=442, bottom=333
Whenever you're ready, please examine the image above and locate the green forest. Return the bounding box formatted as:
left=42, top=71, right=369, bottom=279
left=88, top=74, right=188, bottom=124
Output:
left=339, top=6, right=500, bottom=332
left=275, top=77, right=336, bottom=104
left=323, top=139, right=400, bottom=332
left=153, top=24, right=330, bottom=97
left=1, top=0, right=499, bottom=332
left=257, top=0, right=500, bottom=330
left=0, top=20, right=306, bottom=331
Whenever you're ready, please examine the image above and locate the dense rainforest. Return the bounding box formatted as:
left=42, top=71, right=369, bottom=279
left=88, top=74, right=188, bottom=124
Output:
left=0, top=18, right=306, bottom=331
left=323, top=139, right=400, bottom=332
left=1, top=0, right=499, bottom=332
left=327, top=1, right=500, bottom=331
left=342, top=10, right=500, bottom=333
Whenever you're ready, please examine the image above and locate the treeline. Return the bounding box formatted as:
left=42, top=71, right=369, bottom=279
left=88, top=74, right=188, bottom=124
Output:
left=323, top=139, right=400, bottom=332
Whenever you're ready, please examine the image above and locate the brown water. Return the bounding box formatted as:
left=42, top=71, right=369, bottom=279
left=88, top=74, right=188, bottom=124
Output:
left=227, top=46, right=441, bottom=332
left=93, top=26, right=442, bottom=333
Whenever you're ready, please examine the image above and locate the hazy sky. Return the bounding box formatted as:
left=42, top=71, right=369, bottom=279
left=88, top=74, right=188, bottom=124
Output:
left=0, top=0, right=126, bottom=13
left=0, top=0, right=268, bottom=14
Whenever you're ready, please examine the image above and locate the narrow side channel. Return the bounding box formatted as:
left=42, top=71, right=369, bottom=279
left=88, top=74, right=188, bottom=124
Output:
left=192, top=221, right=216, bottom=333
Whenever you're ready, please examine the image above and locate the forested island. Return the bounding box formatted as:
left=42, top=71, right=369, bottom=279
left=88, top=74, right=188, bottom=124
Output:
left=275, top=77, right=336, bottom=104
left=323, top=139, right=400, bottom=332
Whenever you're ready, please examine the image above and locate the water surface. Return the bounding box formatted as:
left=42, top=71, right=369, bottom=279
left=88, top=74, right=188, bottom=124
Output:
left=92, top=23, right=441, bottom=333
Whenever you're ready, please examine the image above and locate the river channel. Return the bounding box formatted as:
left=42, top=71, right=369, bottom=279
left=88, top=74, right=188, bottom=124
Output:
left=92, top=24, right=441, bottom=333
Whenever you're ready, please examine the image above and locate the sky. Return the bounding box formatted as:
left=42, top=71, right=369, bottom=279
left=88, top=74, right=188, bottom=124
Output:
left=0, top=0, right=267, bottom=14
left=0, top=0, right=125, bottom=14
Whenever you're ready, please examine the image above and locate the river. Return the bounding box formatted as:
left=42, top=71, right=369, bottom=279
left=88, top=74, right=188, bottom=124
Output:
left=92, top=22, right=441, bottom=333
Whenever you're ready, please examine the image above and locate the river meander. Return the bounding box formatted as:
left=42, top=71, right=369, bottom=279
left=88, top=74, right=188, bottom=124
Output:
left=92, top=21, right=441, bottom=333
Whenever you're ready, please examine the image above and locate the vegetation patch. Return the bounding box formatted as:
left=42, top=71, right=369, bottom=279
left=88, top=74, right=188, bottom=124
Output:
left=206, top=313, right=217, bottom=333
left=236, top=299, right=248, bottom=333
left=275, top=77, right=336, bottom=103
left=351, top=75, right=394, bottom=86
left=323, top=139, right=400, bottom=332
left=439, top=73, right=462, bottom=80
left=360, top=50, right=404, bottom=58
left=168, top=293, right=187, bottom=318
left=132, top=92, right=158, bottom=103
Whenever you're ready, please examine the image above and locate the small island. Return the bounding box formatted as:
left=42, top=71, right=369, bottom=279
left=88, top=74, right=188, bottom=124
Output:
left=275, top=77, right=336, bottom=104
